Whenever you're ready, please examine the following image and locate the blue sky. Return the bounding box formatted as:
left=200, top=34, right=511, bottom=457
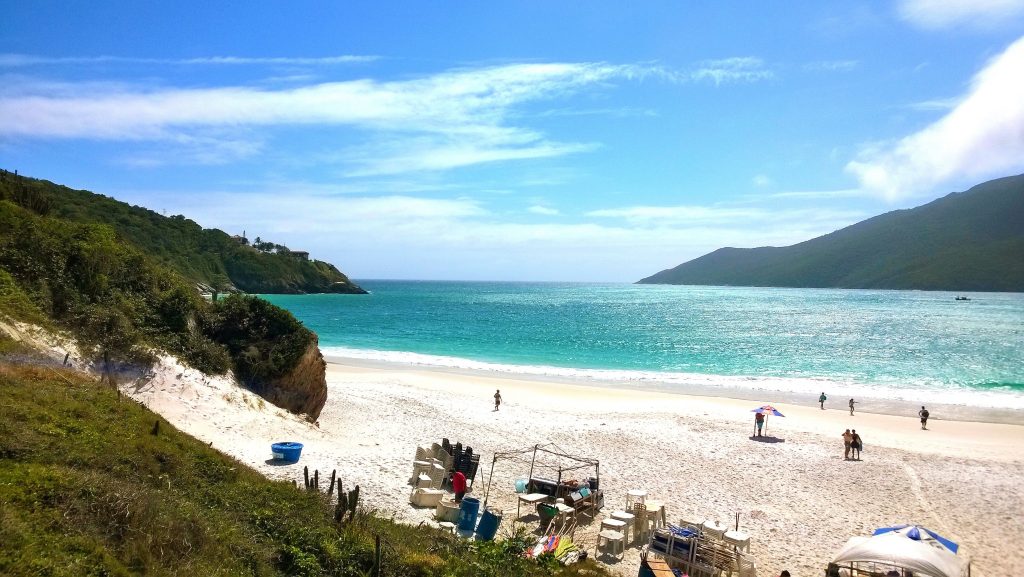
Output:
left=2, top=1, right=1024, bottom=281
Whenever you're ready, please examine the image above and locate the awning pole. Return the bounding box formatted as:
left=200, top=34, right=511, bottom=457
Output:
left=483, top=454, right=497, bottom=508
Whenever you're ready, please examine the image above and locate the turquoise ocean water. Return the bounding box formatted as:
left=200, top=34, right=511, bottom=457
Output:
left=262, top=282, right=1024, bottom=412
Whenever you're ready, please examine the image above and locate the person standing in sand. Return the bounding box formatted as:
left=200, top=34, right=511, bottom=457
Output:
left=849, top=398, right=857, bottom=416
left=819, top=392, right=827, bottom=409
left=452, top=470, right=467, bottom=502
left=493, top=389, right=502, bottom=411
left=851, top=429, right=862, bottom=460
left=842, top=429, right=853, bottom=459
left=754, top=411, right=765, bottom=437
left=919, top=406, right=929, bottom=429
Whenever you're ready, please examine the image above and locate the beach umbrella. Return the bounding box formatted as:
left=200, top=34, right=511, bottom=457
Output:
left=873, top=524, right=959, bottom=554
left=750, top=405, right=785, bottom=434
left=751, top=405, right=785, bottom=417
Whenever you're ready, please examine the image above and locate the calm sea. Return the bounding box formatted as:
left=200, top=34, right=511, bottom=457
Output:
left=262, top=282, right=1024, bottom=413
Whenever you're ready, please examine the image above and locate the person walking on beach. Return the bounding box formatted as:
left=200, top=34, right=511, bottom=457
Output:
left=493, top=389, right=502, bottom=411
left=754, top=411, right=765, bottom=437
left=849, top=398, right=857, bottom=416
left=842, top=429, right=853, bottom=460
left=851, top=429, right=862, bottom=460
left=919, top=406, right=929, bottom=429
left=819, top=392, right=827, bottom=410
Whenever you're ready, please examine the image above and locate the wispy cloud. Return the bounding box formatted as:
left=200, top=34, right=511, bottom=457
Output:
left=115, top=133, right=265, bottom=167
left=752, top=174, right=773, bottom=188
left=760, top=189, right=864, bottom=200
left=803, top=60, right=860, bottom=72
left=0, top=54, right=378, bottom=67
left=0, top=62, right=642, bottom=174
left=528, top=205, right=560, bottom=216
left=906, top=97, right=961, bottom=111
left=846, top=36, right=1024, bottom=200
left=897, top=0, right=1024, bottom=29
left=0, top=57, right=773, bottom=175
left=585, top=204, right=865, bottom=227
left=690, top=57, right=773, bottom=85
left=123, top=189, right=863, bottom=281
left=536, top=106, right=658, bottom=118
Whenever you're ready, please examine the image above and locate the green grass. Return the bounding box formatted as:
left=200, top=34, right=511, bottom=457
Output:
left=0, top=361, right=612, bottom=577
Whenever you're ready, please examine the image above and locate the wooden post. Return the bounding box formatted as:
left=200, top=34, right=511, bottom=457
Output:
left=373, top=535, right=382, bottom=577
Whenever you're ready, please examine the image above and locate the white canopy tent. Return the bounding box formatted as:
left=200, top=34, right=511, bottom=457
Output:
left=480, top=443, right=599, bottom=517
left=830, top=533, right=970, bottom=577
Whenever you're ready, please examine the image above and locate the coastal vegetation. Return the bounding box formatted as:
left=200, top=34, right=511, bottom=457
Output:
left=0, top=170, right=366, bottom=295
left=0, top=185, right=318, bottom=413
left=639, top=174, right=1024, bottom=291
left=0, top=359, right=611, bottom=577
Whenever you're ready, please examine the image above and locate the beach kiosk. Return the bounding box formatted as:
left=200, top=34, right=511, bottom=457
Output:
left=480, top=443, right=601, bottom=520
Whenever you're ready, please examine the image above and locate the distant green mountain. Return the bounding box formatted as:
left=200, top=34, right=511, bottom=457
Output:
left=0, top=171, right=366, bottom=294
left=639, top=174, right=1024, bottom=292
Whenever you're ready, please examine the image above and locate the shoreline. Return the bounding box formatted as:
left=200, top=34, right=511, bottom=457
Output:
left=323, top=354, right=1024, bottom=426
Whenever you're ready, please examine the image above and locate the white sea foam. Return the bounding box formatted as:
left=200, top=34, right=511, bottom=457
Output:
left=321, top=346, right=1024, bottom=411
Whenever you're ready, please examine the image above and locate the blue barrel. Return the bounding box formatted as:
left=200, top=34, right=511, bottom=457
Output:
left=474, top=508, right=502, bottom=541
left=457, top=497, right=480, bottom=532
left=271, top=442, right=304, bottom=463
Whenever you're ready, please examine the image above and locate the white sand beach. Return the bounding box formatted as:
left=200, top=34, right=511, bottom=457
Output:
left=124, top=356, right=1024, bottom=577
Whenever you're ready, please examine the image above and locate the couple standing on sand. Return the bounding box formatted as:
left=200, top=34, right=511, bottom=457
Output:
left=842, top=429, right=863, bottom=460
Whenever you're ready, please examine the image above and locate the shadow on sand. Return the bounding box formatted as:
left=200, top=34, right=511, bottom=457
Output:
left=749, top=435, right=785, bottom=443
left=264, top=458, right=297, bottom=466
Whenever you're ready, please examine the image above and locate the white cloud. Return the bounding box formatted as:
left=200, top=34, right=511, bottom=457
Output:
left=585, top=204, right=865, bottom=228
left=897, top=0, right=1024, bottom=29
left=803, top=60, right=860, bottom=72
left=761, top=189, right=864, bottom=200
left=110, top=188, right=866, bottom=281
left=846, top=36, right=1024, bottom=200
left=907, top=97, right=961, bottom=111
left=528, top=205, right=560, bottom=216
left=0, top=62, right=642, bottom=174
left=0, top=54, right=378, bottom=67
left=690, top=57, right=773, bottom=85
left=752, top=174, right=773, bottom=188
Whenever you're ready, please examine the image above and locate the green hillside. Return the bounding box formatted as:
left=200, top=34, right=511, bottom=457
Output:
left=0, top=360, right=610, bottom=577
left=0, top=190, right=317, bottom=406
left=639, top=174, right=1024, bottom=292
left=0, top=170, right=366, bottom=295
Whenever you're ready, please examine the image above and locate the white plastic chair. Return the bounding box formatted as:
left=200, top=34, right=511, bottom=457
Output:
left=596, top=529, right=625, bottom=560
